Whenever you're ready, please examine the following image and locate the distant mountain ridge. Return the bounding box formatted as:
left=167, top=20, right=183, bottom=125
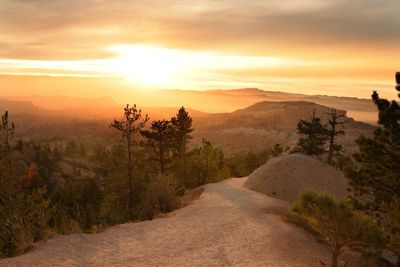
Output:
left=192, top=100, right=373, bottom=154
left=3, top=95, right=118, bottom=110
left=132, top=88, right=377, bottom=123
left=1, top=88, right=377, bottom=123
left=0, top=96, right=374, bottom=155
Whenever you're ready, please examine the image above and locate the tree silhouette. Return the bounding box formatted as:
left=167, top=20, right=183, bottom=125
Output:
left=346, top=72, right=400, bottom=265
left=0, top=111, right=15, bottom=161
left=296, top=109, right=328, bottom=156
left=110, top=104, right=148, bottom=220
left=171, top=107, right=193, bottom=186
left=141, top=119, right=174, bottom=174
left=325, top=109, right=347, bottom=164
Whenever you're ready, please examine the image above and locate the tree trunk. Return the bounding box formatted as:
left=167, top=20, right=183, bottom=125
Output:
left=327, top=134, right=334, bottom=164
left=327, top=120, right=336, bottom=164
left=183, top=151, right=187, bottom=185
left=331, top=248, right=340, bottom=267
left=331, top=252, right=339, bottom=267
left=160, top=153, right=165, bottom=174
left=182, top=140, right=187, bottom=187
left=159, top=142, right=165, bottom=174
left=127, top=136, right=133, bottom=221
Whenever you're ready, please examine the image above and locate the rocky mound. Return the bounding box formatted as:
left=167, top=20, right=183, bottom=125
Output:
left=244, top=153, right=349, bottom=202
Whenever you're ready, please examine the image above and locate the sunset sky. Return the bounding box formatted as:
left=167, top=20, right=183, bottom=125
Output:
left=1, top=0, right=399, bottom=99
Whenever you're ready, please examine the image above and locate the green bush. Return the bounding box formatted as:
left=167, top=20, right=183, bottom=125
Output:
left=141, top=174, right=179, bottom=220
left=0, top=188, right=50, bottom=258
left=100, top=191, right=129, bottom=225
left=290, top=191, right=385, bottom=267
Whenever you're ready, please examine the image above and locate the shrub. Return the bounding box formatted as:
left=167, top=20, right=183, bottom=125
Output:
left=141, top=174, right=179, bottom=220
left=0, top=188, right=49, bottom=258
left=290, top=191, right=385, bottom=267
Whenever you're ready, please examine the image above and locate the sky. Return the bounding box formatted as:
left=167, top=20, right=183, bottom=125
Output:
left=0, top=0, right=399, bottom=99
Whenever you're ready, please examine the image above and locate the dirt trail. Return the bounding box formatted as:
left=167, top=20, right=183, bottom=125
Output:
left=1, top=178, right=329, bottom=267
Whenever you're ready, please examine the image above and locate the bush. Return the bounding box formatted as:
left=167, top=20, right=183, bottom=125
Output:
left=0, top=193, right=33, bottom=257
left=0, top=188, right=50, bottom=258
left=100, top=191, right=129, bottom=225
left=290, top=191, right=385, bottom=267
left=141, top=174, right=179, bottom=220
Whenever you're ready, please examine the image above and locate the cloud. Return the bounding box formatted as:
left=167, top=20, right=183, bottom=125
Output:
left=0, top=0, right=399, bottom=60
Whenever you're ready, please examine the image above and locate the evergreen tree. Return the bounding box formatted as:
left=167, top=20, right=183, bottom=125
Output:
left=141, top=119, right=174, bottom=174
left=187, top=139, right=225, bottom=187
left=325, top=109, right=347, bottom=164
left=296, top=109, right=328, bottom=156
left=98, top=144, right=130, bottom=224
left=110, top=104, right=148, bottom=220
left=0, top=111, right=15, bottom=162
left=346, top=73, right=400, bottom=265
left=171, top=107, right=193, bottom=186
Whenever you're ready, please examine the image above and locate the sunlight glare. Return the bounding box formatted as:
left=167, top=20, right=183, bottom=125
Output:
left=108, top=45, right=192, bottom=87
left=107, top=44, right=314, bottom=88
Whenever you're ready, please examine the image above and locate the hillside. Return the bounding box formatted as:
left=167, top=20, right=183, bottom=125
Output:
left=1, top=88, right=377, bottom=123
left=132, top=88, right=377, bottom=123
left=194, top=101, right=374, bottom=154
left=0, top=98, right=374, bottom=155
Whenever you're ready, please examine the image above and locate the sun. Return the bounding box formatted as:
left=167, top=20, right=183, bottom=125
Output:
left=106, top=44, right=308, bottom=89
left=108, top=45, right=190, bottom=87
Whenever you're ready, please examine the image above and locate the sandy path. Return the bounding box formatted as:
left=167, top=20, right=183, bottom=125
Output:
left=1, top=178, right=329, bottom=267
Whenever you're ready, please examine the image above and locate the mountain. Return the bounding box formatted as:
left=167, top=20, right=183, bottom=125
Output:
left=0, top=99, right=49, bottom=116
left=1, top=88, right=377, bottom=123
left=0, top=97, right=374, bottom=155
left=132, top=88, right=377, bottom=123
left=193, top=101, right=373, bottom=154
left=3, top=95, right=118, bottom=111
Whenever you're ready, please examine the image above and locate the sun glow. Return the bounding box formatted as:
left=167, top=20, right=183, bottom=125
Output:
left=108, top=45, right=194, bottom=87
left=0, top=44, right=323, bottom=90
left=107, top=44, right=314, bottom=88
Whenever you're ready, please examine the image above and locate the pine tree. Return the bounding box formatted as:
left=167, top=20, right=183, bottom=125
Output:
left=0, top=111, right=15, bottom=162
left=171, top=107, right=193, bottom=186
left=325, top=109, right=347, bottom=164
left=296, top=109, right=329, bottom=156
left=110, top=104, right=148, bottom=220
left=141, top=119, right=174, bottom=174
left=346, top=72, right=400, bottom=265
left=187, top=139, right=225, bottom=187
